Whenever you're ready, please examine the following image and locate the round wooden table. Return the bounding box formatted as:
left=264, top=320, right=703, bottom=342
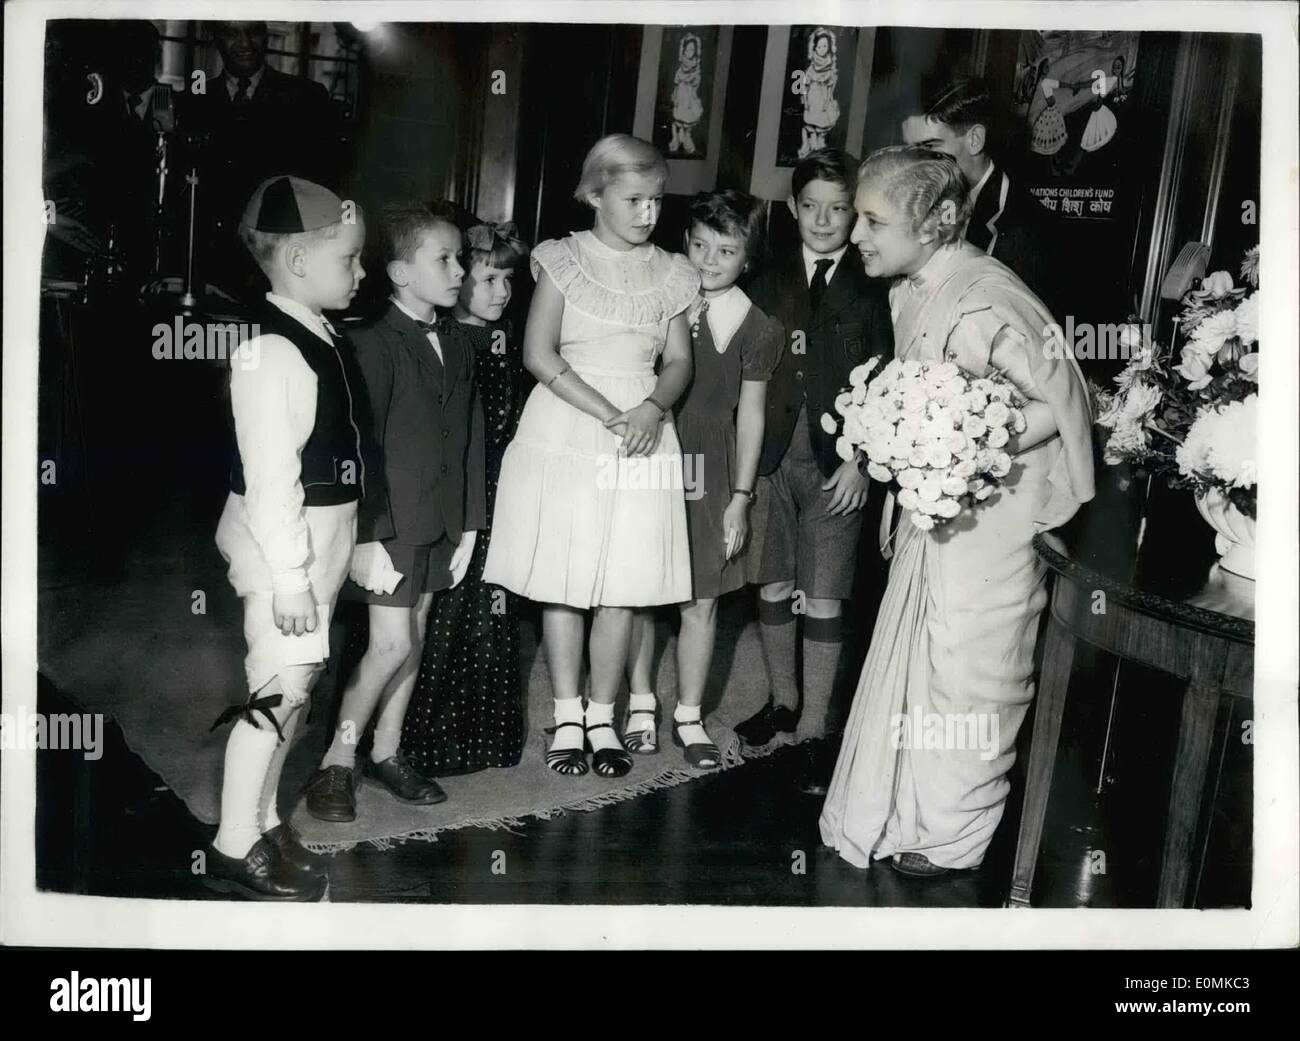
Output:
left=1009, top=531, right=1254, bottom=908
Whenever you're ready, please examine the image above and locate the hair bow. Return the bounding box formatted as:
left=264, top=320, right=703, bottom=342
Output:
left=466, top=220, right=526, bottom=254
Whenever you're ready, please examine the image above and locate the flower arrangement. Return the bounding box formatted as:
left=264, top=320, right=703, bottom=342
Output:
left=1092, top=245, right=1258, bottom=519
left=820, top=357, right=1027, bottom=532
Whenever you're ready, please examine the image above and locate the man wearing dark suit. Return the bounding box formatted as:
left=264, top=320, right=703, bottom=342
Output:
left=739, top=149, right=894, bottom=794
left=902, top=76, right=1063, bottom=320
left=190, top=21, right=341, bottom=301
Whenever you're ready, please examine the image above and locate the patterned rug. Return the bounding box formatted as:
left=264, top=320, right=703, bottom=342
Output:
left=37, top=525, right=784, bottom=853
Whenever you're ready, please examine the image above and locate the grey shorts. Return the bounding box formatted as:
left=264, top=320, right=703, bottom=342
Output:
left=746, top=418, right=864, bottom=600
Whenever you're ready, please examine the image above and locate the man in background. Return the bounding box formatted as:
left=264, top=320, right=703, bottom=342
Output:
left=901, top=75, right=1064, bottom=320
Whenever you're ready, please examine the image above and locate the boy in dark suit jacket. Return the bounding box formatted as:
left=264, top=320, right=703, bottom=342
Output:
left=303, top=202, right=486, bottom=823
left=740, top=149, right=894, bottom=792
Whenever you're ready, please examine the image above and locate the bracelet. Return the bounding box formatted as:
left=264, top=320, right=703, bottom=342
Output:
left=545, top=364, right=571, bottom=387
left=730, top=486, right=756, bottom=503
left=644, top=395, right=669, bottom=417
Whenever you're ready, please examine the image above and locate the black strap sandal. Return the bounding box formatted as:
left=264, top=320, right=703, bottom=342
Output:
left=585, top=722, right=633, bottom=778
left=622, top=704, right=659, bottom=754
left=672, top=717, right=722, bottom=770
left=543, top=721, right=589, bottom=776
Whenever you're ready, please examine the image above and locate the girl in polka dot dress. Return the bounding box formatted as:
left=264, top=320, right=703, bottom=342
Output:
left=401, top=221, right=531, bottom=776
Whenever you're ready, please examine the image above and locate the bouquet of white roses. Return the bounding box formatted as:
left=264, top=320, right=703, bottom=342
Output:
left=821, top=357, right=1027, bottom=532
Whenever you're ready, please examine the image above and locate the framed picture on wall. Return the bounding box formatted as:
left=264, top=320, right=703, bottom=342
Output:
left=750, top=25, right=876, bottom=200
left=633, top=26, right=734, bottom=194
left=1013, top=29, right=1141, bottom=220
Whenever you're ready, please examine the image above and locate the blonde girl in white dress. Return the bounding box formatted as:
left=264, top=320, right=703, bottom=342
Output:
left=483, top=134, right=700, bottom=778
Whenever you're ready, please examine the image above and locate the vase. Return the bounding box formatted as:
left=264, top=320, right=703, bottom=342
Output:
left=1194, top=487, right=1255, bottom=580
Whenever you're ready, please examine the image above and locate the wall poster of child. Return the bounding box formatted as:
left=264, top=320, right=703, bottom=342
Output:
left=1013, top=29, right=1140, bottom=222
left=777, top=25, right=859, bottom=166
left=652, top=26, right=719, bottom=160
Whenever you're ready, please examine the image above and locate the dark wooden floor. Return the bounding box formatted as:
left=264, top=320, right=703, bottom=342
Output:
left=36, top=675, right=1013, bottom=906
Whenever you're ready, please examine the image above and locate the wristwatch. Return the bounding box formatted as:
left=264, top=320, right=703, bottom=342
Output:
left=731, top=486, right=757, bottom=503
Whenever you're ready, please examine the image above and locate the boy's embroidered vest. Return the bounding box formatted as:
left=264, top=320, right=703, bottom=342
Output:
left=229, top=305, right=364, bottom=506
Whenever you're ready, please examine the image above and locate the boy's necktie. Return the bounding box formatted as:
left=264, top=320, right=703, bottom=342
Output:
left=809, top=258, right=833, bottom=313
left=233, top=76, right=252, bottom=106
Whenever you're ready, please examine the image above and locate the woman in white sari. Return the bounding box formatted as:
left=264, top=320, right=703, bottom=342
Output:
left=819, top=146, right=1095, bottom=877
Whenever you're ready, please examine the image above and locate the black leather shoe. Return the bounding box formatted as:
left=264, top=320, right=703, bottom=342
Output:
left=793, top=740, right=833, bottom=796
left=303, top=765, right=357, bottom=822
left=202, top=836, right=326, bottom=901
left=735, top=701, right=799, bottom=747
left=890, top=852, right=952, bottom=878
left=263, top=822, right=324, bottom=877
left=364, top=754, right=448, bottom=805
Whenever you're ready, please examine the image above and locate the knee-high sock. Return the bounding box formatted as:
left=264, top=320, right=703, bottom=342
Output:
left=758, top=596, right=799, bottom=712
left=214, top=717, right=281, bottom=859
left=258, top=707, right=302, bottom=833
left=798, top=613, right=846, bottom=742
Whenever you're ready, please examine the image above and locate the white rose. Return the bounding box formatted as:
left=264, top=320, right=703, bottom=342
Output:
left=962, top=415, right=987, bottom=438
left=900, top=359, right=922, bottom=380
left=918, top=473, right=943, bottom=502
left=953, top=458, right=977, bottom=479
left=866, top=461, right=893, bottom=483
left=987, top=382, right=1012, bottom=403
left=926, top=444, right=953, bottom=469
left=989, top=451, right=1012, bottom=478
left=974, top=485, right=994, bottom=501
left=984, top=400, right=1010, bottom=427
left=835, top=435, right=855, bottom=462
left=1009, top=408, right=1027, bottom=434
left=933, top=496, right=962, bottom=519
left=945, top=432, right=970, bottom=456
left=986, top=426, right=1010, bottom=448
left=941, top=475, right=967, bottom=497
left=833, top=391, right=853, bottom=415
left=964, top=390, right=989, bottom=413
left=908, top=446, right=929, bottom=468
left=896, top=467, right=924, bottom=489
left=967, top=477, right=986, bottom=494
left=1239, top=352, right=1259, bottom=381
left=897, top=488, right=920, bottom=511
left=931, top=361, right=960, bottom=382
left=820, top=412, right=840, bottom=435
left=902, top=387, right=929, bottom=414
left=910, top=512, right=936, bottom=531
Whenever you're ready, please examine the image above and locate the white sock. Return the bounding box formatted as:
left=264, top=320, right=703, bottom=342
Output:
left=214, top=717, right=280, bottom=859
left=584, top=699, right=621, bottom=753
left=258, top=707, right=301, bottom=833
left=550, top=697, right=584, bottom=753
left=673, top=704, right=709, bottom=746
left=370, top=716, right=402, bottom=764
left=321, top=723, right=358, bottom=770
left=628, top=692, right=657, bottom=714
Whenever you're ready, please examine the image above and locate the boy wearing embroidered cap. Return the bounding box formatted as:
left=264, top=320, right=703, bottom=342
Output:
left=207, top=175, right=367, bottom=900
left=302, top=201, right=487, bottom=823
